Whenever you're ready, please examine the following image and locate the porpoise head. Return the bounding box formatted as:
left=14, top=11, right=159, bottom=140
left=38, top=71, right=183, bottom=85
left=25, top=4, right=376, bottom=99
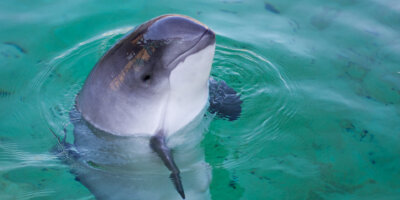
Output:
left=76, top=14, right=216, bottom=136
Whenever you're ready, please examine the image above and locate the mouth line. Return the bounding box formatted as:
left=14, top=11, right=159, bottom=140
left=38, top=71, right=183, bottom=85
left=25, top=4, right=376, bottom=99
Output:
left=166, top=29, right=211, bottom=69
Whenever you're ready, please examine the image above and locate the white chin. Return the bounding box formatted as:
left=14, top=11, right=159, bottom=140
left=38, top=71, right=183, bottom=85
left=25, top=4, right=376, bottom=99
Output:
left=164, top=43, right=216, bottom=135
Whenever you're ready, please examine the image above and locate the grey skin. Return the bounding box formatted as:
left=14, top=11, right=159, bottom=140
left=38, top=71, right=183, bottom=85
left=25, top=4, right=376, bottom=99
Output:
left=77, top=15, right=216, bottom=136
left=64, top=15, right=242, bottom=199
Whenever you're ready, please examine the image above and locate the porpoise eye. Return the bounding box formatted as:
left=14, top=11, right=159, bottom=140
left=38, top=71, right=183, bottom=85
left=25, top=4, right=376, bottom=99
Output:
left=141, top=74, right=152, bottom=83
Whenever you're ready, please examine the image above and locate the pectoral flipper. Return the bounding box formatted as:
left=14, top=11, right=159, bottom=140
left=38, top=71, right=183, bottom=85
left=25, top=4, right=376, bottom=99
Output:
left=150, top=130, right=185, bottom=199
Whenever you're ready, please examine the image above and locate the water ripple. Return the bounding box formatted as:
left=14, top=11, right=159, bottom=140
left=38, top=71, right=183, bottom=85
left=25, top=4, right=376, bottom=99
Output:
left=208, top=36, right=298, bottom=169
left=0, top=142, right=59, bottom=171
left=30, top=26, right=299, bottom=194
left=32, top=27, right=133, bottom=140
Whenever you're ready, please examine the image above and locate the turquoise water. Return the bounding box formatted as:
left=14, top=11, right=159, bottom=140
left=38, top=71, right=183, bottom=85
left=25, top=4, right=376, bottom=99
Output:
left=1, top=0, right=400, bottom=199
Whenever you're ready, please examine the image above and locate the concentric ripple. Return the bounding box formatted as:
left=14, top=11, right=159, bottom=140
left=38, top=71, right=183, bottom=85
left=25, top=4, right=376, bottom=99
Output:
left=206, top=36, right=298, bottom=169
left=33, top=27, right=298, bottom=168
left=32, top=27, right=298, bottom=199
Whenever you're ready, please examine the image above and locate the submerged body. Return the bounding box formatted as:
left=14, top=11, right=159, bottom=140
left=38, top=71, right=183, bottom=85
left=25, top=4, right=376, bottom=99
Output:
left=64, top=15, right=242, bottom=199
left=69, top=106, right=212, bottom=200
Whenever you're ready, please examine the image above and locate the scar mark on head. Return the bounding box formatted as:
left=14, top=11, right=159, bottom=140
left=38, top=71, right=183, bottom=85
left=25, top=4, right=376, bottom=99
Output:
left=131, top=34, right=143, bottom=45
left=109, top=48, right=153, bottom=90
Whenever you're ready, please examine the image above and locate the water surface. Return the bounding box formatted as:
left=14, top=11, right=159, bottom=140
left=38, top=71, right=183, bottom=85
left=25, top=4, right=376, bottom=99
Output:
left=1, top=0, right=400, bottom=199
